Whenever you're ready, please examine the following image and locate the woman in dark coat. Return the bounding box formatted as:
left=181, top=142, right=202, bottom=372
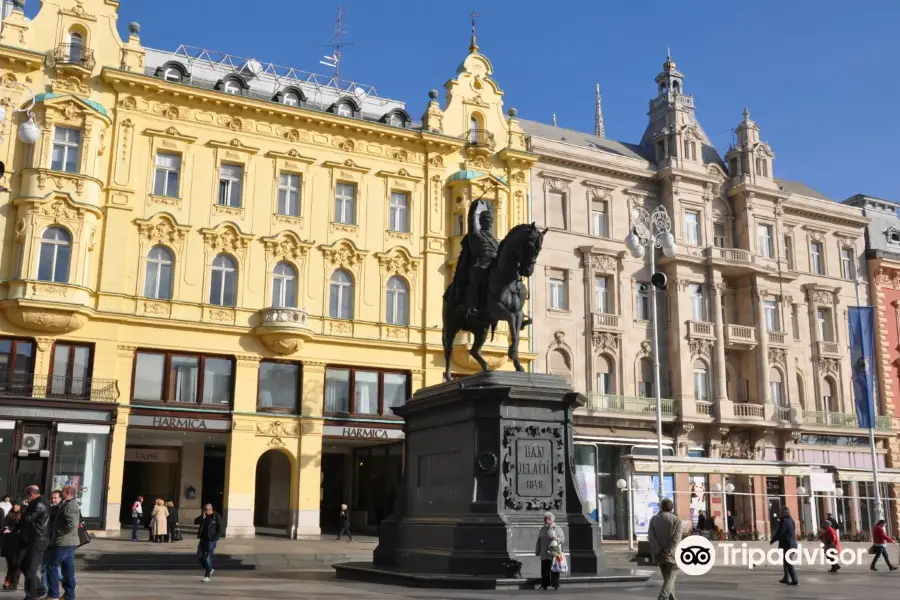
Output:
left=166, top=501, right=180, bottom=542
left=1, top=502, right=22, bottom=591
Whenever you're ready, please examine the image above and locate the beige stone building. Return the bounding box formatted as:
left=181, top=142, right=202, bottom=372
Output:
left=524, top=56, right=899, bottom=540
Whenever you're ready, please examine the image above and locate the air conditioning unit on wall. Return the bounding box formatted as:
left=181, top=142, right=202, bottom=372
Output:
left=21, top=433, right=42, bottom=452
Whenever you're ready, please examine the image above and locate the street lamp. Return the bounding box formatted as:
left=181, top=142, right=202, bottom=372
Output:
left=626, top=205, right=676, bottom=500
left=0, top=78, right=38, bottom=145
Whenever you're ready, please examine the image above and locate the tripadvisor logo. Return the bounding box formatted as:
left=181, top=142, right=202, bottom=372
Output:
left=675, top=535, right=715, bottom=576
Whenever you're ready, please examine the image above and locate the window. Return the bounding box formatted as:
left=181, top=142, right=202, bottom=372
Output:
left=764, top=299, right=779, bottom=332
left=770, top=368, right=785, bottom=407
left=324, top=366, right=408, bottom=415
left=218, top=164, right=243, bottom=207
left=257, top=361, right=301, bottom=412
left=271, top=261, right=297, bottom=308
left=656, top=140, right=665, bottom=162
left=693, top=361, right=709, bottom=401
left=224, top=79, right=241, bottom=95
left=329, top=269, right=354, bottom=320
left=548, top=271, right=568, bottom=310
left=50, top=342, right=92, bottom=397
left=635, top=283, right=650, bottom=321
left=0, top=338, right=34, bottom=388
left=334, top=182, right=356, bottom=225
left=840, top=248, right=854, bottom=280
left=67, top=31, right=83, bottom=63
left=596, top=355, right=612, bottom=395
left=547, top=191, right=567, bottom=230
left=638, top=358, right=653, bottom=397
left=684, top=140, right=697, bottom=161
left=337, top=102, right=353, bottom=117
left=153, top=153, right=181, bottom=198
left=817, top=308, right=833, bottom=342
left=713, top=223, right=726, bottom=248
left=38, top=227, right=71, bottom=283
left=756, top=157, right=768, bottom=177
left=454, top=214, right=465, bottom=237
left=388, top=113, right=404, bottom=127
left=132, top=351, right=234, bottom=405
left=144, top=245, right=174, bottom=300
left=758, top=224, right=774, bottom=258
left=469, top=115, right=479, bottom=143
left=385, top=276, right=409, bottom=325
left=594, top=276, right=609, bottom=313
left=823, top=377, right=838, bottom=412
left=684, top=211, right=701, bottom=246
left=278, top=173, right=301, bottom=217
left=792, top=304, right=801, bottom=339
left=52, top=429, right=108, bottom=519
left=209, top=253, right=237, bottom=307
left=690, top=284, right=706, bottom=321
left=389, top=192, right=409, bottom=233
left=591, top=200, right=608, bottom=237
left=784, top=235, right=795, bottom=269
left=163, top=67, right=182, bottom=82
left=810, top=241, right=824, bottom=275
left=282, top=92, right=300, bottom=106
left=51, top=127, right=81, bottom=173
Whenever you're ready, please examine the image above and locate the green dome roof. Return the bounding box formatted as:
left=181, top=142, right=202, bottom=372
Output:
left=447, top=169, right=486, bottom=182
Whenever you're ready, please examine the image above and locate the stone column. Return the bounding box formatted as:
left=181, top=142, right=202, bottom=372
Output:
left=224, top=356, right=261, bottom=538
left=103, top=344, right=137, bottom=534
left=292, top=360, right=327, bottom=538
left=712, top=282, right=728, bottom=402
left=755, top=289, right=771, bottom=405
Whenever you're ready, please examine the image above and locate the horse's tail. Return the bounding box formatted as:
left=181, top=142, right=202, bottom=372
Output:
left=490, top=321, right=496, bottom=342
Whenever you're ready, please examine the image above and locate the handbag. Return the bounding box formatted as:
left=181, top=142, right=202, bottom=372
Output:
left=550, top=551, right=569, bottom=574
left=171, top=526, right=183, bottom=542
left=868, top=544, right=877, bottom=555
left=77, top=523, right=92, bottom=548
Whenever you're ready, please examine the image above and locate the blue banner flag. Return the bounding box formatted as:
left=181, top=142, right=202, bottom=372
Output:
left=848, top=306, right=877, bottom=429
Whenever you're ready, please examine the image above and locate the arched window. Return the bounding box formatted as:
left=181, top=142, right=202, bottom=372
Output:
left=271, top=261, right=297, bottom=308
left=38, top=227, right=71, bottom=283
left=549, top=348, right=572, bottom=384
left=796, top=374, right=806, bottom=409
left=823, top=377, right=839, bottom=412
left=144, top=245, right=174, bottom=300
left=596, top=355, right=613, bottom=396
left=337, top=102, right=352, bottom=117
left=692, top=360, right=709, bottom=401
left=283, top=91, right=300, bottom=107
left=388, top=112, right=404, bottom=127
left=385, top=276, right=409, bottom=325
left=638, top=357, right=654, bottom=397
left=469, top=114, right=479, bottom=143
left=329, top=269, right=353, bottom=320
left=67, top=31, right=83, bottom=63
left=210, top=253, right=237, bottom=307
left=224, top=79, right=241, bottom=95
left=770, top=368, right=785, bottom=407
left=164, top=66, right=183, bottom=82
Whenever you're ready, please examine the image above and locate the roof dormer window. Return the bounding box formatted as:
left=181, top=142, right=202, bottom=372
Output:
left=164, top=67, right=182, bottom=82
left=283, top=92, right=300, bottom=106
left=887, top=227, right=900, bottom=245
left=337, top=103, right=352, bottom=117
left=224, top=79, right=241, bottom=95
left=389, top=113, right=404, bottom=127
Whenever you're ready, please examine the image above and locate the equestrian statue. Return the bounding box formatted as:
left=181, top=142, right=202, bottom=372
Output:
left=442, top=199, right=547, bottom=380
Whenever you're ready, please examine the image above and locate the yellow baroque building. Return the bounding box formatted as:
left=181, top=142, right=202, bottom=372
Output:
left=0, top=0, right=535, bottom=536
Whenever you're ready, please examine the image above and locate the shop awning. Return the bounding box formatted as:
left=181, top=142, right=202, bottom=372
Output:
left=630, top=457, right=815, bottom=476
left=574, top=426, right=673, bottom=445
left=835, top=469, right=900, bottom=484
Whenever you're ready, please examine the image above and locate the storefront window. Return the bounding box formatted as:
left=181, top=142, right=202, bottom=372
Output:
left=383, top=373, right=407, bottom=413
left=257, top=361, right=301, bottom=412
left=52, top=425, right=109, bottom=519
left=324, top=366, right=409, bottom=416
left=132, top=351, right=234, bottom=407
left=574, top=445, right=598, bottom=522
left=0, top=428, right=12, bottom=495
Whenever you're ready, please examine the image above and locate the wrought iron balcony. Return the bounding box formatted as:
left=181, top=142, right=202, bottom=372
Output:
left=0, top=371, right=119, bottom=402
left=53, top=44, right=96, bottom=70
left=803, top=410, right=891, bottom=431
left=466, top=128, right=496, bottom=151
left=585, top=393, right=675, bottom=417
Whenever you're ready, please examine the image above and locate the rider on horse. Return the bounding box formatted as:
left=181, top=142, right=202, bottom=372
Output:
left=447, top=199, right=498, bottom=327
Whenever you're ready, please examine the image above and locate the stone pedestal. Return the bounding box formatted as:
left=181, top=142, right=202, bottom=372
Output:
left=373, top=371, right=604, bottom=577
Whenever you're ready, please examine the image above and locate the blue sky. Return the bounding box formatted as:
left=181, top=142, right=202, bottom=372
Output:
left=53, top=1, right=900, bottom=200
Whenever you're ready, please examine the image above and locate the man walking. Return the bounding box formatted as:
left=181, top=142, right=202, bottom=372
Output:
left=648, top=498, right=682, bottom=600
left=770, top=506, right=799, bottom=586
left=195, top=504, right=221, bottom=583
left=47, top=485, right=79, bottom=600
left=130, top=496, right=143, bottom=541
left=41, top=490, right=61, bottom=595
left=20, top=485, right=49, bottom=600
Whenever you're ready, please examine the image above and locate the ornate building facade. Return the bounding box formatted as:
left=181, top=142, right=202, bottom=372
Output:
left=0, top=0, right=533, bottom=536
left=528, top=57, right=898, bottom=539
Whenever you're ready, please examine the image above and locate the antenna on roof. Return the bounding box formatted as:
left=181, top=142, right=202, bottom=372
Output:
left=320, top=5, right=353, bottom=88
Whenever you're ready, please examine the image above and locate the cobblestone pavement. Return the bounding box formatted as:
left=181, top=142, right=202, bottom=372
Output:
left=76, top=566, right=900, bottom=599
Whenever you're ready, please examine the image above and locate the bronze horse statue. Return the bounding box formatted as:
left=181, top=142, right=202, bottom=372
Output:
left=442, top=219, right=547, bottom=380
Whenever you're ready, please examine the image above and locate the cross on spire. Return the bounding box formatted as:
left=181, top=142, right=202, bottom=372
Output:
left=469, top=9, right=481, bottom=52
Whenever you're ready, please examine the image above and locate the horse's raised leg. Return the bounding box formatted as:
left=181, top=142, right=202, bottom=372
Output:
left=470, top=327, right=490, bottom=372
left=506, top=312, right=524, bottom=372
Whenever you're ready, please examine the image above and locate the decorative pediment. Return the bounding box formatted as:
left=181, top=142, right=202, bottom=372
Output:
left=591, top=331, right=620, bottom=355
left=323, top=158, right=371, bottom=174
left=374, top=246, right=421, bottom=278
left=804, top=285, right=836, bottom=306
left=767, top=347, right=787, bottom=366
left=834, top=233, right=858, bottom=249
left=40, top=94, right=110, bottom=124
left=689, top=339, right=713, bottom=359
left=376, top=168, right=423, bottom=182
left=584, top=252, right=618, bottom=274
left=144, top=126, right=197, bottom=144
left=134, top=213, right=190, bottom=245
left=260, top=231, right=314, bottom=263
left=804, top=227, right=826, bottom=242
left=319, top=239, right=367, bottom=271
left=585, top=183, right=614, bottom=203
left=207, top=138, right=260, bottom=155
left=265, top=149, right=315, bottom=164
left=21, top=194, right=100, bottom=223
left=199, top=222, right=253, bottom=253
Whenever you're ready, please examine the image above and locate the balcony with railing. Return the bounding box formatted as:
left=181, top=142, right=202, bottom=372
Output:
left=53, top=43, right=96, bottom=71
left=0, top=372, right=118, bottom=402
left=724, top=324, right=756, bottom=348
left=584, top=394, right=676, bottom=419
left=591, top=313, right=621, bottom=332
left=768, top=331, right=788, bottom=346
left=816, top=341, right=841, bottom=357
left=733, top=402, right=765, bottom=419
left=687, top=320, right=715, bottom=339
left=695, top=400, right=713, bottom=417
left=709, top=247, right=754, bottom=264
left=253, top=306, right=315, bottom=354
left=802, top=411, right=892, bottom=431
left=465, top=129, right=496, bottom=152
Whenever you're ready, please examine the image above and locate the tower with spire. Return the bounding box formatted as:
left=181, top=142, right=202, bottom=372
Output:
left=724, top=108, right=776, bottom=188
left=594, top=83, right=605, bottom=138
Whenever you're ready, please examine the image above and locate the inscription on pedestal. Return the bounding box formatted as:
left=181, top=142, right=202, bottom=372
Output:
left=515, top=439, right=553, bottom=497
